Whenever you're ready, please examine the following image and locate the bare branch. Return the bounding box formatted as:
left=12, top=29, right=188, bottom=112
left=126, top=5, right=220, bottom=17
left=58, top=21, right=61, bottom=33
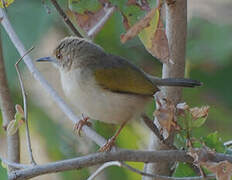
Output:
left=0, top=4, right=107, bottom=149
left=8, top=149, right=231, bottom=180
left=49, top=0, right=82, bottom=37
left=15, top=47, right=36, bottom=165
left=0, top=28, right=20, bottom=170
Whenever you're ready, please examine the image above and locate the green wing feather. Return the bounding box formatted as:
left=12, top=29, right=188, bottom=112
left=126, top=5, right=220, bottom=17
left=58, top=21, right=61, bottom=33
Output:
left=94, top=55, right=158, bottom=96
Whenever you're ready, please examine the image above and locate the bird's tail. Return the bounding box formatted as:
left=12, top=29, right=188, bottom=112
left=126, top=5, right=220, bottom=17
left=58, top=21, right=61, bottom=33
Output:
left=148, top=75, right=202, bottom=88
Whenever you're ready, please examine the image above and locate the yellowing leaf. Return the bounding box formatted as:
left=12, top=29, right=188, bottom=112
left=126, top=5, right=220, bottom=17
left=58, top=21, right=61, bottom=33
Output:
left=1, top=160, right=7, bottom=169
left=0, top=0, right=14, bottom=8
left=14, top=104, right=25, bottom=123
left=138, top=8, right=159, bottom=49
left=7, top=120, right=18, bottom=136
left=121, top=6, right=170, bottom=63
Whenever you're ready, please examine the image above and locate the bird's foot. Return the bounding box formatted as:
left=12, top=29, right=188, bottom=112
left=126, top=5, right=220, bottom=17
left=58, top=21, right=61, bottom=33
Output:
left=98, top=137, right=116, bottom=152
left=73, top=115, right=91, bottom=136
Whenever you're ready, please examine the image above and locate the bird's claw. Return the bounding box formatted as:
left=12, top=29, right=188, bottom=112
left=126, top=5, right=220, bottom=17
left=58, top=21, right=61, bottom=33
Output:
left=98, top=137, right=116, bottom=152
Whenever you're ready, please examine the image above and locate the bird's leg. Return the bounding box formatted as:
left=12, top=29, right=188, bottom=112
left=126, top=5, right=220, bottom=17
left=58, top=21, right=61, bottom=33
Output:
left=74, top=114, right=92, bottom=136
left=99, top=120, right=127, bottom=152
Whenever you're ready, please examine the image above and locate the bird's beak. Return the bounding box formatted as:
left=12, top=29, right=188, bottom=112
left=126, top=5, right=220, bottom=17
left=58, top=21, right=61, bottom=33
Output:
left=36, top=56, right=58, bottom=65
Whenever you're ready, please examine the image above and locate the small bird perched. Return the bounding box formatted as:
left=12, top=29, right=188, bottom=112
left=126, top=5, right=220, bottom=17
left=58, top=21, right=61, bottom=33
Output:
left=37, top=36, right=201, bottom=151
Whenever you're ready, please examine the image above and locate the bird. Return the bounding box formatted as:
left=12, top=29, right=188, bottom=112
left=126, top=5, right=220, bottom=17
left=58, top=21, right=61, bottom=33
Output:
left=36, top=36, right=202, bottom=151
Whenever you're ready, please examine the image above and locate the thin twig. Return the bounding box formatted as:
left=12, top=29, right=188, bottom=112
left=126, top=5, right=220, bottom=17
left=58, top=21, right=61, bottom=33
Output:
left=49, top=0, right=82, bottom=37
left=87, top=161, right=121, bottom=180
left=87, top=5, right=116, bottom=38
left=121, top=162, right=214, bottom=180
left=15, top=47, right=36, bottom=165
left=0, top=156, right=31, bottom=169
left=142, top=113, right=164, bottom=141
left=8, top=149, right=230, bottom=180
left=0, top=4, right=107, bottom=149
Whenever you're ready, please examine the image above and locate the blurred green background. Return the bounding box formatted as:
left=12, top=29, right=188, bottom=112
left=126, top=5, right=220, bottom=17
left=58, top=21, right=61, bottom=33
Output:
left=0, top=0, right=232, bottom=179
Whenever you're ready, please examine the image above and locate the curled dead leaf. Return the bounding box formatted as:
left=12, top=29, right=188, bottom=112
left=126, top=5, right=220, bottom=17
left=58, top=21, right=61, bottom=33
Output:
left=149, top=17, right=170, bottom=63
left=154, top=93, right=180, bottom=134
left=190, top=106, right=209, bottom=120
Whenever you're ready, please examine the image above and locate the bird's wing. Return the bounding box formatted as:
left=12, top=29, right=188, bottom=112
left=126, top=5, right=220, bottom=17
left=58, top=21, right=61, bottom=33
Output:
left=94, top=55, right=158, bottom=96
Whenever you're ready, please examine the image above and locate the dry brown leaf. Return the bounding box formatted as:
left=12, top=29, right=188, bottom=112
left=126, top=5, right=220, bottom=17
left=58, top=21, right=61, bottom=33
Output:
left=154, top=93, right=180, bottom=134
left=190, top=106, right=209, bottom=120
left=69, top=4, right=115, bottom=38
left=121, top=8, right=157, bottom=43
left=150, top=16, right=170, bottom=63
left=201, top=161, right=232, bottom=180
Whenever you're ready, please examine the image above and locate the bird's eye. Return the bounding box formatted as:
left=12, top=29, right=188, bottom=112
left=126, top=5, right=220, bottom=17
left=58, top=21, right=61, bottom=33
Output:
left=56, top=53, right=62, bottom=59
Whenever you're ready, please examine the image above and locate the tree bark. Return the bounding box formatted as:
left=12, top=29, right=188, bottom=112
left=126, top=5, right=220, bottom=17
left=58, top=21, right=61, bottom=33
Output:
left=144, top=0, right=187, bottom=179
left=0, top=32, right=20, bottom=169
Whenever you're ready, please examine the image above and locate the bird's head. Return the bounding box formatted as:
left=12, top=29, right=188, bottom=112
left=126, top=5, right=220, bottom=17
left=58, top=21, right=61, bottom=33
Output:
left=36, top=36, right=105, bottom=71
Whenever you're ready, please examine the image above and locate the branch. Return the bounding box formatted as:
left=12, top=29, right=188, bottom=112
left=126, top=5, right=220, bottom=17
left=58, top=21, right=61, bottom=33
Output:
left=0, top=27, right=20, bottom=170
left=49, top=0, right=82, bottom=37
left=87, top=5, right=116, bottom=38
left=144, top=0, right=187, bottom=178
left=8, top=149, right=231, bottom=180
left=15, top=47, right=36, bottom=165
left=0, top=4, right=107, bottom=149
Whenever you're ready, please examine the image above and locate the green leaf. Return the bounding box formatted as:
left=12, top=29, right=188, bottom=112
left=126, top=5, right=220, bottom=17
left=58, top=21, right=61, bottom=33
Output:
left=0, top=160, right=8, bottom=180
left=203, top=132, right=226, bottom=153
left=68, top=0, right=101, bottom=14
left=174, top=132, right=187, bottom=149
left=0, top=0, right=14, bottom=8
left=191, top=117, right=207, bottom=128
left=173, top=162, right=196, bottom=177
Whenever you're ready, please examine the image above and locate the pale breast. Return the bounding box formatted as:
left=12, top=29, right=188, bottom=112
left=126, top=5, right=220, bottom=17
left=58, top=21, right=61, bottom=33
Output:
left=60, top=68, right=152, bottom=124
